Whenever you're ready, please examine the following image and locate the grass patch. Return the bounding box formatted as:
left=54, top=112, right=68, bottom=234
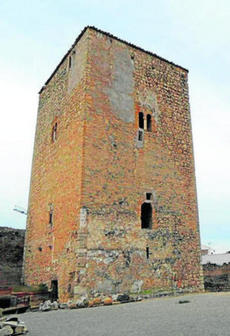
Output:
left=12, top=283, right=48, bottom=293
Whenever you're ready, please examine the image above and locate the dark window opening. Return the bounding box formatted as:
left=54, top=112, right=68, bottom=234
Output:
left=49, top=211, right=53, bottom=225
left=51, top=280, right=58, bottom=300
left=141, top=202, right=152, bottom=229
left=38, top=246, right=42, bottom=252
left=138, top=130, right=143, bottom=141
left=146, top=247, right=150, bottom=259
left=69, top=56, right=72, bottom=69
left=146, top=193, right=153, bottom=200
left=52, top=123, right=57, bottom=142
left=139, top=112, right=144, bottom=129
left=147, top=114, right=152, bottom=132
left=67, top=283, right=71, bottom=293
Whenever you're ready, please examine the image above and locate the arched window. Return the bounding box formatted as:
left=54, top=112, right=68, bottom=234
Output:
left=147, top=114, right=152, bottom=132
left=52, top=123, right=57, bottom=142
left=141, top=202, right=152, bottom=229
left=139, top=112, right=144, bottom=129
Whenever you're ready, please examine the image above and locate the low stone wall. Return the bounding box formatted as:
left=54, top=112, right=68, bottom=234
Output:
left=203, top=263, right=230, bottom=291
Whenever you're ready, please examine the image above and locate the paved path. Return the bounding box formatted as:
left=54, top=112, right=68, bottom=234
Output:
left=20, top=292, right=230, bottom=336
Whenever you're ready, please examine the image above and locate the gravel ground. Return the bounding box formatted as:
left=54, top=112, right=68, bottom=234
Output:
left=18, top=292, right=230, bottom=336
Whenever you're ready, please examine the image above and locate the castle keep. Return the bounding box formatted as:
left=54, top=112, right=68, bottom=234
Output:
left=23, top=27, right=204, bottom=301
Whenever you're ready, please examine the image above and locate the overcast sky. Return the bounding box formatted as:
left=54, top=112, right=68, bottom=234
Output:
left=0, top=0, right=229, bottom=253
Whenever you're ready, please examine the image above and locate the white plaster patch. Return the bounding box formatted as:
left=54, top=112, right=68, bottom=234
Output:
left=138, top=89, right=160, bottom=122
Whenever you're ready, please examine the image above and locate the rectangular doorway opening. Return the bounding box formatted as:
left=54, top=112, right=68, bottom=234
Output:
left=51, top=280, right=58, bottom=301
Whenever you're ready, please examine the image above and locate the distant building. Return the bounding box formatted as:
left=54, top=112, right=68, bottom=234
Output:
left=201, top=245, right=215, bottom=256
left=23, top=26, right=204, bottom=302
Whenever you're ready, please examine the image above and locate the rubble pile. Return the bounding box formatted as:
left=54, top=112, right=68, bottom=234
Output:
left=0, top=317, right=28, bottom=335
left=38, top=293, right=142, bottom=312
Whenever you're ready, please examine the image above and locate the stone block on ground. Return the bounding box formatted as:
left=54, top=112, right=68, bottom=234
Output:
left=117, top=294, right=130, bottom=303
left=103, top=297, right=113, bottom=305
left=0, top=326, right=14, bottom=336
left=39, top=300, right=52, bottom=312
left=93, top=297, right=101, bottom=306
left=2, top=317, right=28, bottom=334
left=51, top=301, right=58, bottom=310
left=59, top=303, right=68, bottom=309
left=76, top=296, right=88, bottom=308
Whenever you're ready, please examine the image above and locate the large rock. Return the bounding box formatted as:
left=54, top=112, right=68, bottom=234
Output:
left=59, top=303, right=68, bottom=309
left=76, top=296, right=88, bottom=308
left=0, top=326, right=14, bottom=336
left=1, top=317, right=28, bottom=334
left=39, top=300, right=52, bottom=311
left=117, top=294, right=130, bottom=303
left=51, top=301, right=58, bottom=310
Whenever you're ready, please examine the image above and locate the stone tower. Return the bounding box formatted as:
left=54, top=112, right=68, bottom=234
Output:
left=23, top=26, right=204, bottom=302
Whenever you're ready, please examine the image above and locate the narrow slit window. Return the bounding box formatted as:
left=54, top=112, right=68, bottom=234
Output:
left=49, top=211, right=53, bottom=225
left=146, top=247, right=150, bottom=259
left=147, top=114, right=152, bottom=132
left=49, top=204, right=53, bottom=226
left=52, top=123, right=57, bottom=142
left=139, top=112, right=144, bottom=129
left=138, top=130, right=143, bottom=142
left=69, top=56, right=72, bottom=69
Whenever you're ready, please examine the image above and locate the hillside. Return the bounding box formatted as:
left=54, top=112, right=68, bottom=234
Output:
left=0, top=227, right=25, bottom=286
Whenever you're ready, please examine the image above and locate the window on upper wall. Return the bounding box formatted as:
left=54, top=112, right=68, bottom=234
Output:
left=147, top=114, right=152, bottom=132
left=52, top=123, right=57, bottom=142
left=146, top=246, right=150, bottom=259
left=141, top=202, right=152, bottom=229
left=139, top=112, right=144, bottom=129
left=69, top=56, right=72, bottom=69
left=138, top=129, right=144, bottom=142
left=146, top=192, right=153, bottom=201
left=49, top=204, right=54, bottom=226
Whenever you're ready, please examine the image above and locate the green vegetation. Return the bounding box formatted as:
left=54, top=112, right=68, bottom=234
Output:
left=12, top=283, right=48, bottom=293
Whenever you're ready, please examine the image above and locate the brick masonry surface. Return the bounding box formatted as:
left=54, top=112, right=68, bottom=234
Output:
left=23, top=27, right=204, bottom=302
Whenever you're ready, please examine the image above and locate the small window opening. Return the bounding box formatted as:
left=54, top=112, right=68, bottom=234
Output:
left=69, top=56, right=72, bottom=69
left=146, top=247, right=150, bottom=259
left=138, top=130, right=143, bottom=141
left=38, top=246, right=42, bottom=252
left=52, top=123, right=57, bottom=142
left=147, top=114, right=152, bottom=132
left=49, top=211, right=53, bottom=225
left=141, top=202, right=152, bottom=229
left=146, top=193, right=153, bottom=200
left=139, top=112, right=144, bottom=129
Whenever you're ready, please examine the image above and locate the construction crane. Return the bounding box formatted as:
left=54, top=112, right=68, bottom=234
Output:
left=13, top=205, right=27, bottom=216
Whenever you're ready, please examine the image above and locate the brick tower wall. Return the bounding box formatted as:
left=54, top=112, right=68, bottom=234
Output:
left=23, top=32, right=89, bottom=301
left=74, top=29, right=203, bottom=297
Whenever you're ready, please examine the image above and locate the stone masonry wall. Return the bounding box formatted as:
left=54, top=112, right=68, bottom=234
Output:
left=23, top=31, right=89, bottom=301
left=74, top=28, right=203, bottom=297
left=203, top=263, right=230, bottom=291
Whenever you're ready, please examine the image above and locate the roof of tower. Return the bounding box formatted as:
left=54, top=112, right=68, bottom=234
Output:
left=39, top=26, right=188, bottom=94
